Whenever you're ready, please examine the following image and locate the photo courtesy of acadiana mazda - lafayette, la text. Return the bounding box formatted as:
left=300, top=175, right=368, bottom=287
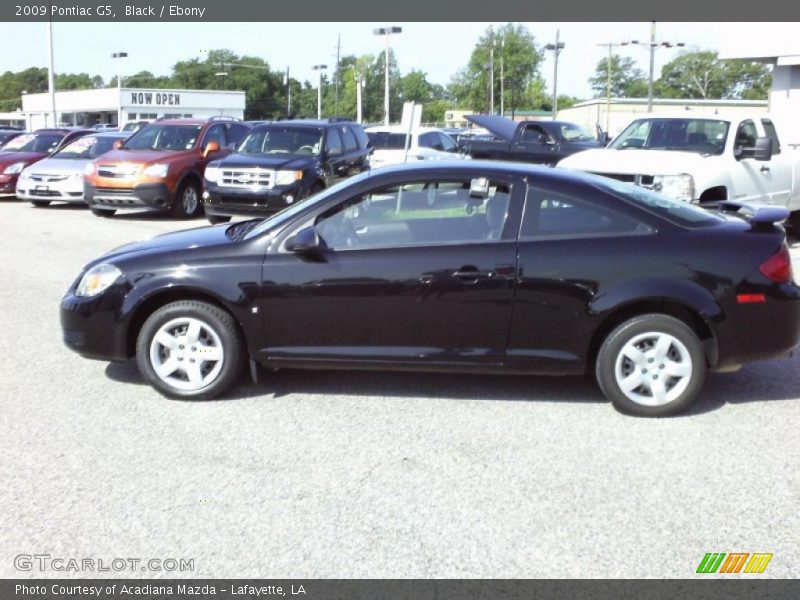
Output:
left=83, top=118, right=251, bottom=218
left=0, top=128, right=94, bottom=196
left=202, top=119, right=372, bottom=224
left=16, top=131, right=131, bottom=206
left=61, top=161, right=800, bottom=417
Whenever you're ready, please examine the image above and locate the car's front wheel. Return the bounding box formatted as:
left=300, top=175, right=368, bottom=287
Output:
left=171, top=180, right=202, bottom=219
left=136, top=300, right=244, bottom=399
left=596, top=314, right=707, bottom=416
left=90, top=207, right=116, bottom=217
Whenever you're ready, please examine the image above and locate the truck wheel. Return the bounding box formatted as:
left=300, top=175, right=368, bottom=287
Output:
left=90, top=207, right=116, bottom=217
left=596, top=314, right=707, bottom=417
left=171, top=180, right=202, bottom=219
left=136, top=300, right=244, bottom=400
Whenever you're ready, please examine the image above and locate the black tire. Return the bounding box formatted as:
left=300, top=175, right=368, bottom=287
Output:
left=305, top=182, right=325, bottom=199
left=208, top=215, right=231, bottom=225
left=171, top=179, right=202, bottom=219
left=90, top=207, right=116, bottom=217
left=136, top=300, right=244, bottom=400
left=31, top=200, right=51, bottom=207
left=786, top=211, right=800, bottom=239
left=595, top=314, right=707, bottom=417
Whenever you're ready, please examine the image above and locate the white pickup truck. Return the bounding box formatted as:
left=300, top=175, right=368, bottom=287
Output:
left=558, top=113, right=800, bottom=221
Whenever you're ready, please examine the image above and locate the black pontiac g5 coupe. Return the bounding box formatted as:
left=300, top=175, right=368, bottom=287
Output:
left=61, top=161, right=800, bottom=416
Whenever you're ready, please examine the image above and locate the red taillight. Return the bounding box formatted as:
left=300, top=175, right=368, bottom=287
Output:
left=736, top=293, right=766, bottom=304
left=759, top=246, right=793, bottom=283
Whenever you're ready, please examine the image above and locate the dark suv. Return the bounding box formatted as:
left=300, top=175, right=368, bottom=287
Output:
left=202, top=118, right=371, bottom=223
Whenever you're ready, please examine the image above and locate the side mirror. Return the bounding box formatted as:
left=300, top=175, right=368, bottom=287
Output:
left=286, top=226, right=323, bottom=253
left=597, top=132, right=610, bottom=146
left=203, top=140, right=220, bottom=158
left=753, top=137, right=773, bottom=161
left=113, top=139, right=124, bottom=150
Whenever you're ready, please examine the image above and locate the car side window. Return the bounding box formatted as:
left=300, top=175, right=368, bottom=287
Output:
left=339, top=126, right=358, bottom=152
left=350, top=125, right=370, bottom=150
left=203, top=124, right=226, bottom=149
left=325, top=128, right=344, bottom=155
left=520, top=124, right=547, bottom=143
left=438, top=133, right=459, bottom=152
left=226, top=124, right=249, bottom=148
left=761, top=119, right=781, bottom=155
left=313, top=178, right=513, bottom=250
left=521, top=188, right=652, bottom=239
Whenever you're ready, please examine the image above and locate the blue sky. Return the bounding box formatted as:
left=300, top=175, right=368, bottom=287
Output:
left=0, top=22, right=729, bottom=98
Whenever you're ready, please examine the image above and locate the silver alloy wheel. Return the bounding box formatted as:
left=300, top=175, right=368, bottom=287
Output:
left=148, top=317, right=224, bottom=392
left=182, top=186, right=198, bottom=214
left=614, top=331, right=693, bottom=407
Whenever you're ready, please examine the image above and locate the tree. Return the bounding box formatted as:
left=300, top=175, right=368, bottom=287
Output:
left=655, top=50, right=771, bottom=100
left=449, top=23, right=543, bottom=115
left=589, top=54, right=648, bottom=98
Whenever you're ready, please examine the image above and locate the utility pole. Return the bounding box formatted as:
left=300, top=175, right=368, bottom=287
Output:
left=312, top=64, right=327, bottom=119
left=45, top=4, right=56, bottom=127
left=334, top=34, right=341, bottom=116
left=285, top=66, right=291, bottom=116
left=545, top=30, right=565, bottom=119
left=597, top=41, right=636, bottom=136
left=111, top=52, right=128, bottom=128
left=356, top=73, right=363, bottom=124
left=642, top=21, right=685, bottom=112
left=500, top=36, right=505, bottom=118
left=373, top=26, right=402, bottom=126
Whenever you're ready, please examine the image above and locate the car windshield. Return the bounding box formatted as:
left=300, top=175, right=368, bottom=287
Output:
left=560, top=123, right=596, bottom=142
left=367, top=132, right=408, bottom=150
left=2, top=132, right=64, bottom=153
left=609, top=118, right=729, bottom=155
left=0, top=131, right=21, bottom=146
left=602, top=177, right=724, bottom=227
left=238, top=126, right=323, bottom=156
left=122, top=124, right=202, bottom=151
left=240, top=170, right=377, bottom=241
left=53, top=136, right=120, bottom=159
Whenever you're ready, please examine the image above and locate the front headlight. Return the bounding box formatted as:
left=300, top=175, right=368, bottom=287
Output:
left=204, top=166, right=221, bottom=183
left=274, top=170, right=303, bottom=186
left=652, top=174, right=694, bottom=202
left=142, top=163, right=168, bottom=178
left=83, top=162, right=96, bottom=176
left=75, top=263, right=122, bottom=297
left=4, top=162, right=27, bottom=175
left=18, top=168, right=31, bottom=181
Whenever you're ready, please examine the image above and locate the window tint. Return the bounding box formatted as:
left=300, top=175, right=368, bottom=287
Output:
left=124, top=124, right=202, bottom=151
left=350, top=125, right=370, bottom=149
left=314, top=178, right=512, bottom=250
left=611, top=118, right=729, bottom=155
left=417, top=132, right=439, bottom=149
left=367, top=131, right=407, bottom=149
left=226, top=124, right=249, bottom=148
left=325, top=127, right=344, bottom=154
left=521, top=188, right=652, bottom=238
left=339, top=125, right=358, bottom=152
left=520, top=125, right=546, bottom=143
left=203, top=124, right=226, bottom=149
left=438, top=133, right=459, bottom=152
left=761, top=119, right=781, bottom=154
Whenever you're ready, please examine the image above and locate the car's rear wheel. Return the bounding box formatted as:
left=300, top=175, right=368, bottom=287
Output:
left=208, top=215, right=231, bottom=225
left=136, top=300, right=244, bottom=400
left=31, top=200, right=51, bottom=207
left=90, top=207, right=116, bottom=217
left=171, top=180, right=202, bottom=219
left=596, top=314, right=706, bottom=416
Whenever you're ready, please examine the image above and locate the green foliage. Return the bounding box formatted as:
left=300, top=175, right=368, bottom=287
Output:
left=589, top=54, right=648, bottom=98
left=655, top=50, right=771, bottom=100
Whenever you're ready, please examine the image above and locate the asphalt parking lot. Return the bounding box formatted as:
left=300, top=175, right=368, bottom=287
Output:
left=1, top=199, right=798, bottom=579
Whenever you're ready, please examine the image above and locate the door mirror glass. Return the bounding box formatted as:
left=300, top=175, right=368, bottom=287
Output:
left=286, top=226, right=323, bottom=253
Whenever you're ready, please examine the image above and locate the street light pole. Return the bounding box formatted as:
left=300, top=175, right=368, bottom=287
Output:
left=500, top=36, right=505, bottom=118
left=111, top=51, right=127, bottom=128
left=46, top=16, right=56, bottom=127
left=597, top=41, right=636, bottom=136
left=373, top=26, right=402, bottom=126
left=312, top=64, right=327, bottom=119
left=643, top=22, right=685, bottom=112
left=545, top=30, right=565, bottom=119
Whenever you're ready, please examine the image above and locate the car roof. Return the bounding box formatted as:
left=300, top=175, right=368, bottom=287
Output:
left=151, top=119, right=210, bottom=126
left=33, top=128, right=92, bottom=134
left=87, top=131, right=133, bottom=139
left=365, top=126, right=444, bottom=134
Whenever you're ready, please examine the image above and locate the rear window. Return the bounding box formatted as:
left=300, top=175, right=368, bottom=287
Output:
left=367, top=132, right=408, bottom=150
left=602, top=178, right=724, bottom=227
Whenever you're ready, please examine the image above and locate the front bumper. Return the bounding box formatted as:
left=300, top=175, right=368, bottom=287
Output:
left=84, top=182, right=173, bottom=211
left=0, top=173, right=20, bottom=196
left=60, top=286, right=131, bottom=362
left=203, top=185, right=302, bottom=218
left=17, top=179, right=85, bottom=203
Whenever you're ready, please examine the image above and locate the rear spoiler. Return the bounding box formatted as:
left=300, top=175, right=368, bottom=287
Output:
left=714, top=201, right=790, bottom=230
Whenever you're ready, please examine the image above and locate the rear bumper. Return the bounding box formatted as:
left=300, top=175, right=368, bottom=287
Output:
left=85, top=182, right=173, bottom=211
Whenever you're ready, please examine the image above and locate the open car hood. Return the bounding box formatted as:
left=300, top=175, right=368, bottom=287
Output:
left=465, top=115, right=518, bottom=142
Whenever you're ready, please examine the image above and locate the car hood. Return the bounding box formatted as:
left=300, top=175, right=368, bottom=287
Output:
left=24, top=156, right=92, bottom=175
left=558, top=148, right=710, bottom=174
left=465, top=115, right=518, bottom=141
left=96, top=223, right=235, bottom=265
left=213, top=153, right=315, bottom=170
left=95, top=149, right=186, bottom=165
left=0, top=151, right=48, bottom=166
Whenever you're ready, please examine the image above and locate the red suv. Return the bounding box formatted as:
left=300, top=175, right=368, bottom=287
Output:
left=83, top=118, right=250, bottom=218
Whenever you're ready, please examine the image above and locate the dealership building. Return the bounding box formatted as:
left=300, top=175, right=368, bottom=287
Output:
left=15, top=87, right=246, bottom=130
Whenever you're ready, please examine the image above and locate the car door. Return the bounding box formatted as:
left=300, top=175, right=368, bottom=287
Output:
left=259, top=171, right=525, bottom=366
left=729, top=120, right=771, bottom=202
left=321, top=127, right=350, bottom=184
left=508, top=182, right=657, bottom=373
left=758, top=118, right=794, bottom=206
left=511, top=123, right=558, bottom=165
left=338, top=125, right=365, bottom=175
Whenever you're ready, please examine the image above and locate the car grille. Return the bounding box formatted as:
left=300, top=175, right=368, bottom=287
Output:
left=220, top=168, right=274, bottom=189
left=590, top=173, right=655, bottom=187
left=95, top=187, right=134, bottom=196
left=29, top=173, right=69, bottom=183
left=97, top=165, right=139, bottom=178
